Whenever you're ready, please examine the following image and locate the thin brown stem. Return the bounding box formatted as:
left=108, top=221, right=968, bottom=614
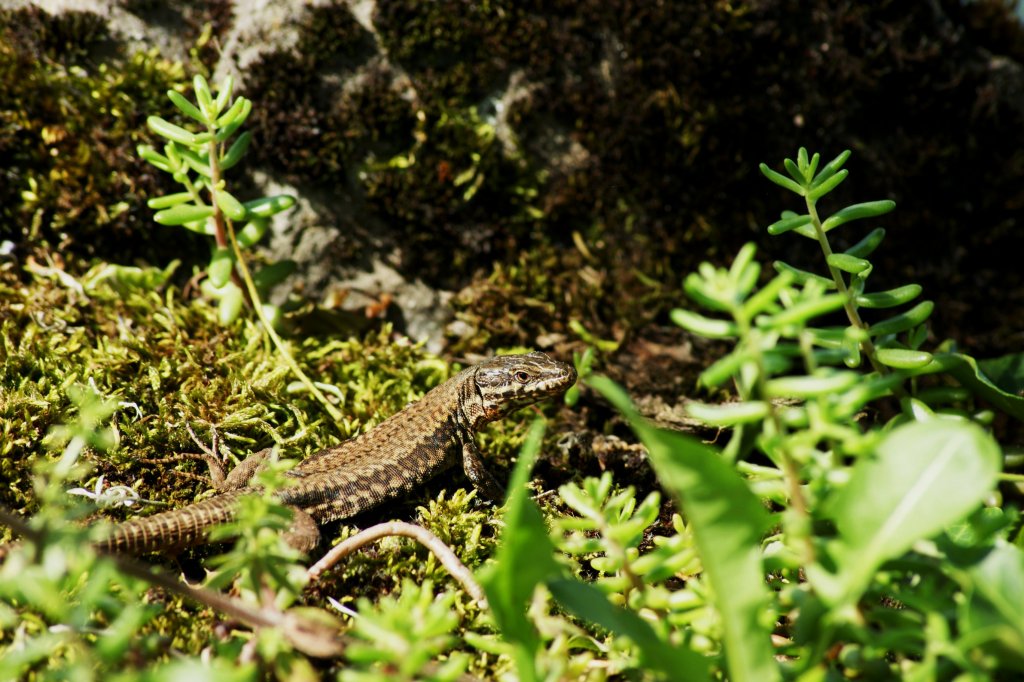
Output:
left=308, top=521, right=487, bottom=607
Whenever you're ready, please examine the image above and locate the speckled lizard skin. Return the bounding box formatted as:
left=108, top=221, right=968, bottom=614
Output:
left=97, top=352, right=576, bottom=554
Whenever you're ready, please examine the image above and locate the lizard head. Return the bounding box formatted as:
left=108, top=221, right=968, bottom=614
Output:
left=472, top=351, right=577, bottom=422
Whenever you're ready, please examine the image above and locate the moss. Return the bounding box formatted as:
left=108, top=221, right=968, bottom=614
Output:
left=0, top=256, right=442, bottom=514
left=0, top=7, right=209, bottom=267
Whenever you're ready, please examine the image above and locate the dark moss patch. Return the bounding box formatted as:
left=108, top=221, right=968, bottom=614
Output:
left=0, top=6, right=208, bottom=268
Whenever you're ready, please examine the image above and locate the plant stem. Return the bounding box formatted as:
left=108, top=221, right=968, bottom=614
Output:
left=204, top=121, right=343, bottom=424
left=805, top=197, right=889, bottom=378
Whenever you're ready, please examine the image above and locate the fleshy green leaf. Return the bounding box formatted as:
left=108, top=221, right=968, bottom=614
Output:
left=208, top=247, right=235, bottom=288
left=875, top=348, right=933, bottom=369
left=845, top=227, right=886, bottom=258
left=807, top=168, right=848, bottom=201
left=243, top=195, right=296, bottom=218
left=855, top=284, right=922, bottom=309
left=670, top=308, right=737, bottom=338
left=146, top=191, right=195, bottom=210
left=765, top=371, right=860, bottom=398
left=153, top=204, right=213, bottom=226
left=759, top=163, right=804, bottom=195
left=767, top=213, right=813, bottom=236
left=167, top=90, right=206, bottom=123
left=821, top=200, right=896, bottom=232
left=215, top=190, right=247, bottom=221
left=687, top=401, right=770, bottom=425
left=826, top=253, right=871, bottom=275
left=147, top=116, right=196, bottom=146
left=220, top=131, right=252, bottom=171
left=773, top=261, right=836, bottom=289
left=867, top=301, right=934, bottom=337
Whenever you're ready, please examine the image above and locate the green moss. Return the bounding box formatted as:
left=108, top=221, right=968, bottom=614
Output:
left=0, top=7, right=208, bottom=265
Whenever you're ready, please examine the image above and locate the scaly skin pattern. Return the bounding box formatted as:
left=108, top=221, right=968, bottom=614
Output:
left=97, top=352, right=576, bottom=554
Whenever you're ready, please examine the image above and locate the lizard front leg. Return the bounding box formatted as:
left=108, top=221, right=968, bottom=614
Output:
left=461, top=440, right=505, bottom=503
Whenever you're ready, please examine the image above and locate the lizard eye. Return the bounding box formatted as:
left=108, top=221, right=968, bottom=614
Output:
left=513, top=370, right=531, bottom=384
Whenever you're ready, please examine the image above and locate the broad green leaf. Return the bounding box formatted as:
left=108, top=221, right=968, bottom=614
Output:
left=479, top=419, right=560, bottom=682
left=549, top=578, right=710, bottom=681
left=818, top=420, right=1001, bottom=605
left=919, top=352, right=1024, bottom=421
left=960, top=544, right=1024, bottom=669
left=977, top=351, right=1024, bottom=396
left=590, top=376, right=779, bottom=682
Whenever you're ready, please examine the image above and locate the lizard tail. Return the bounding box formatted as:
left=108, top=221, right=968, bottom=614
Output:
left=95, top=490, right=246, bottom=554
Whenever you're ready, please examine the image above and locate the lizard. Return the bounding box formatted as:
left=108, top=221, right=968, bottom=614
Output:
left=91, top=351, right=576, bottom=555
